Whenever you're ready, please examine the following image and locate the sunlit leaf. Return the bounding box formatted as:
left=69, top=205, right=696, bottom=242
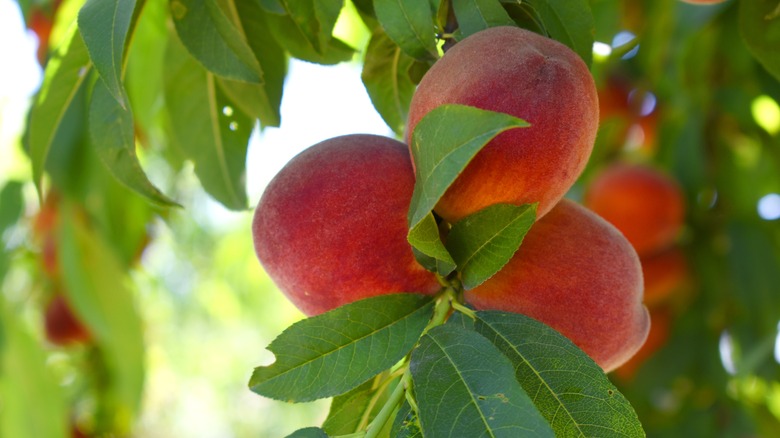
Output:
left=451, top=0, right=514, bottom=38
left=374, top=0, right=438, bottom=60
left=740, top=0, right=780, bottom=81
left=89, top=79, right=179, bottom=207
left=29, top=25, right=92, bottom=199
left=164, top=36, right=251, bottom=210
left=473, top=311, right=645, bottom=437
left=407, top=104, right=528, bottom=230
left=170, top=0, right=263, bottom=83
left=77, top=0, right=137, bottom=106
left=446, top=203, right=536, bottom=289
left=249, top=294, right=434, bottom=402
left=410, top=324, right=554, bottom=437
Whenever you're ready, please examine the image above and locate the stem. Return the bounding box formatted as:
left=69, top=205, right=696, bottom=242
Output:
left=610, top=37, right=640, bottom=60
left=364, top=375, right=407, bottom=438
left=356, top=370, right=402, bottom=432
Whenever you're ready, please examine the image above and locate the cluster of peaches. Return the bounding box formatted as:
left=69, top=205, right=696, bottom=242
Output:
left=252, top=26, right=670, bottom=373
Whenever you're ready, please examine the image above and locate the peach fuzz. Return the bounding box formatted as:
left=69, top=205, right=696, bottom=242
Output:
left=407, top=26, right=598, bottom=223
left=465, top=199, right=650, bottom=372
left=584, top=163, right=685, bottom=257
left=252, top=134, right=441, bottom=316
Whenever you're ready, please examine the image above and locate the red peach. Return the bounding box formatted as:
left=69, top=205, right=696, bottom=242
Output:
left=642, top=247, right=690, bottom=308
left=44, top=294, right=91, bottom=346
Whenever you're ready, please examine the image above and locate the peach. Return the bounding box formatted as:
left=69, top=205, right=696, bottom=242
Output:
left=407, top=26, right=599, bottom=223
left=584, top=163, right=685, bottom=257
left=642, top=247, right=690, bottom=308
left=44, top=294, right=91, bottom=346
left=465, top=199, right=650, bottom=372
left=252, top=134, right=441, bottom=316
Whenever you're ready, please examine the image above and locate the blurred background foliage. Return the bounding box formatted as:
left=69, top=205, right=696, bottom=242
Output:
left=0, top=0, right=779, bottom=436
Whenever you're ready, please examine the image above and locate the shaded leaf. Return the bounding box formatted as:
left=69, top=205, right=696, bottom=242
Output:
left=78, top=0, right=137, bottom=105
left=374, top=0, right=438, bottom=60
left=473, top=311, right=644, bottom=437
left=362, top=27, right=416, bottom=135
left=0, top=181, right=24, bottom=233
left=170, top=0, right=263, bottom=83
left=265, top=11, right=354, bottom=64
left=451, top=0, right=514, bottom=38
left=164, top=36, right=251, bottom=210
left=407, top=104, right=528, bottom=230
left=29, top=25, right=92, bottom=198
left=446, top=203, right=536, bottom=289
left=524, top=0, right=594, bottom=66
left=391, top=400, right=423, bottom=438
left=249, top=294, right=434, bottom=402
left=323, top=373, right=397, bottom=435
left=410, top=324, right=554, bottom=437
left=407, top=211, right=456, bottom=275
left=285, top=427, right=329, bottom=438
left=739, top=0, right=780, bottom=81
left=89, top=79, right=179, bottom=207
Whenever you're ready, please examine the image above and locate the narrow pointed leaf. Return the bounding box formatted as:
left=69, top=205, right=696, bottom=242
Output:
left=164, top=37, right=251, bottom=210
left=78, top=0, right=137, bottom=106
left=265, top=11, right=354, bottom=64
left=374, top=0, right=438, bottom=60
left=451, top=0, right=514, bottom=38
left=407, top=104, right=528, bottom=230
left=323, top=373, right=397, bottom=435
left=739, top=0, right=780, bottom=81
left=446, top=203, right=536, bottom=289
left=29, top=26, right=92, bottom=198
left=523, top=0, right=594, bottom=66
left=89, top=80, right=179, bottom=207
left=249, top=294, right=434, bottom=402
left=362, top=27, right=417, bottom=135
left=410, top=324, right=554, bottom=437
left=170, top=0, right=263, bottom=83
left=473, top=311, right=644, bottom=437
left=407, top=211, right=456, bottom=275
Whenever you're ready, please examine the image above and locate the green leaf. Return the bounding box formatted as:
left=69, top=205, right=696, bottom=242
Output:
left=323, top=373, right=397, bottom=435
left=362, top=27, right=417, bottom=135
left=451, top=0, right=514, bottom=38
left=524, top=0, right=595, bottom=66
left=285, top=427, right=329, bottom=438
left=472, top=311, right=644, bottom=437
left=265, top=10, right=354, bottom=64
left=410, top=324, right=554, bottom=437
left=0, top=301, right=69, bottom=438
left=0, top=181, right=24, bottom=233
left=233, top=0, right=288, bottom=126
left=89, top=79, right=180, bottom=207
left=164, top=36, right=251, bottom=210
left=407, top=104, right=528, bottom=230
left=249, top=294, right=434, bottom=402
left=739, top=0, right=780, bottom=81
left=170, top=0, right=263, bottom=83
left=391, top=400, right=423, bottom=438
left=58, top=207, right=145, bottom=433
left=29, top=25, right=92, bottom=199
left=407, top=212, right=456, bottom=275
left=446, top=203, right=536, bottom=289
left=77, top=0, right=137, bottom=106
left=374, top=0, right=438, bottom=60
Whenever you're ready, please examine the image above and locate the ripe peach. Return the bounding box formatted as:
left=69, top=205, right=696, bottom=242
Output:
left=584, top=163, right=685, bottom=257
left=465, top=199, right=650, bottom=372
left=44, top=294, right=91, bottom=346
left=642, top=247, right=690, bottom=308
left=613, top=309, right=671, bottom=381
left=407, top=26, right=598, bottom=223
left=252, top=134, right=441, bottom=316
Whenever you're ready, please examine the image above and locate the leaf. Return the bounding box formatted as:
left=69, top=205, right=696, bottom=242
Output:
left=29, top=25, right=92, bottom=199
left=410, top=324, right=554, bottom=437
left=249, top=294, right=434, bottom=402
left=0, top=301, right=69, bottom=438
left=164, top=36, right=251, bottom=210
left=407, top=104, right=528, bottom=230
left=374, top=0, right=438, bottom=60
left=285, top=427, right=329, bottom=438
left=524, top=0, right=595, bottom=66
left=322, top=373, right=397, bottom=435
left=446, top=203, right=536, bottom=289
left=451, top=0, right=514, bottom=38
left=361, top=27, right=416, bottom=135
left=77, top=0, right=137, bottom=106
left=58, top=207, right=145, bottom=432
left=0, top=181, right=24, bottom=233
left=265, top=11, right=354, bottom=64
left=233, top=0, right=288, bottom=126
left=391, top=400, right=423, bottom=438
left=89, top=79, right=179, bottom=207
left=407, top=211, right=456, bottom=275
left=472, top=311, right=645, bottom=437
left=739, top=0, right=780, bottom=81
left=170, top=0, right=263, bottom=83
